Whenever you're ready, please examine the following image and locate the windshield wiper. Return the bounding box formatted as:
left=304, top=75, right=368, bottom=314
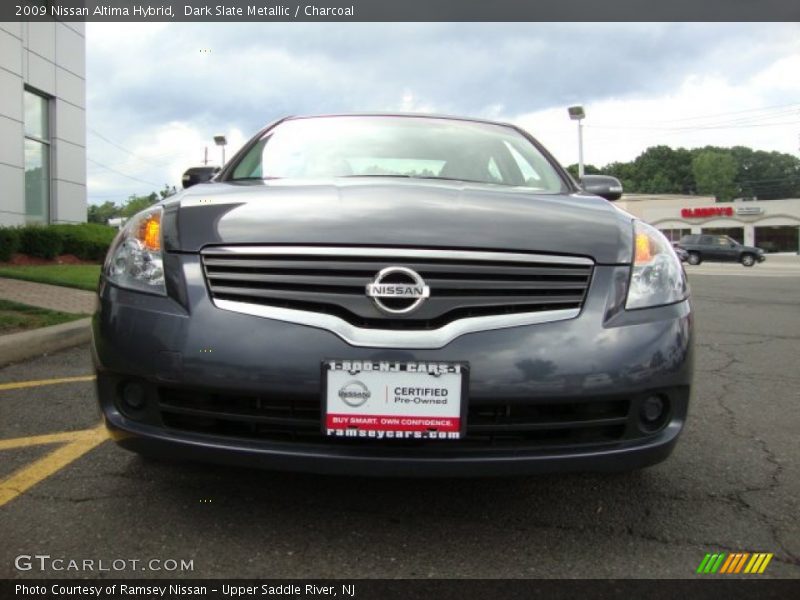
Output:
left=342, top=174, right=497, bottom=185
left=340, top=174, right=412, bottom=178
left=409, top=175, right=508, bottom=186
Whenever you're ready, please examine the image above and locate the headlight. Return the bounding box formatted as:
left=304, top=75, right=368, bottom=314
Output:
left=626, top=220, right=688, bottom=310
left=104, top=206, right=165, bottom=295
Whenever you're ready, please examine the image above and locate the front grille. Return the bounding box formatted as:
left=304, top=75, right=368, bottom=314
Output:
left=201, top=247, right=594, bottom=330
left=157, top=388, right=631, bottom=450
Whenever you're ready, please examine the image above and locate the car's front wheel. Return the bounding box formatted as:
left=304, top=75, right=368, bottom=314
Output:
left=741, top=253, right=756, bottom=267
left=687, top=252, right=701, bottom=265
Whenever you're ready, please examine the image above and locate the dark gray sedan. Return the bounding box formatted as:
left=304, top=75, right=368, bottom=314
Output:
left=93, top=114, right=693, bottom=476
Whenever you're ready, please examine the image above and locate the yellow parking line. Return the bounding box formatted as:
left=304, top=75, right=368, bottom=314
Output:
left=0, top=424, right=108, bottom=508
left=0, top=427, right=101, bottom=451
left=0, top=375, right=96, bottom=392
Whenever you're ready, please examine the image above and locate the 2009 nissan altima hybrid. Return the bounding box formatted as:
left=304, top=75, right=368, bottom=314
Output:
left=92, top=114, right=693, bottom=476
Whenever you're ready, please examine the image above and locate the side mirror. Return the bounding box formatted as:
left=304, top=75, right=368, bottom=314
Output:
left=581, top=175, right=623, bottom=201
left=182, top=166, right=221, bottom=189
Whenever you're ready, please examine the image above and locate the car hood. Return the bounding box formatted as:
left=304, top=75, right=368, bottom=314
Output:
left=164, top=179, right=634, bottom=264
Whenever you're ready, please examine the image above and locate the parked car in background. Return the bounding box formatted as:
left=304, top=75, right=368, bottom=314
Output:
left=671, top=242, right=689, bottom=263
left=676, top=234, right=766, bottom=267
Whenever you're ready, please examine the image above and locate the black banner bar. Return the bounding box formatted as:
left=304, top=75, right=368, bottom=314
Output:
left=4, top=579, right=800, bottom=600
left=3, top=0, right=799, bottom=22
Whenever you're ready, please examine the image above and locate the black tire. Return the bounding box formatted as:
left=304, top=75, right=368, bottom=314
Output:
left=740, top=253, right=755, bottom=267
left=687, top=252, right=701, bottom=266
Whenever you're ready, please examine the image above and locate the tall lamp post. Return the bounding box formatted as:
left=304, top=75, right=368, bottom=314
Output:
left=567, top=105, right=585, bottom=179
left=214, top=134, right=227, bottom=166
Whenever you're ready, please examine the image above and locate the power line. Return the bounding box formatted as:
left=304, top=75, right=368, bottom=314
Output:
left=586, top=120, right=800, bottom=132
left=649, top=102, right=800, bottom=125
left=585, top=105, right=800, bottom=135
left=87, top=128, right=198, bottom=171
left=88, top=128, right=165, bottom=167
left=87, top=158, right=160, bottom=187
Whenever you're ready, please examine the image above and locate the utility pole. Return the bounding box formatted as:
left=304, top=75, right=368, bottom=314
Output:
left=568, top=105, right=586, bottom=179
left=214, top=135, right=227, bottom=166
left=203, top=146, right=208, bottom=166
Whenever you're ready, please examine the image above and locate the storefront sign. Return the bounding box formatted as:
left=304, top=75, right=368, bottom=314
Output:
left=735, top=206, right=765, bottom=216
left=681, top=207, right=734, bottom=218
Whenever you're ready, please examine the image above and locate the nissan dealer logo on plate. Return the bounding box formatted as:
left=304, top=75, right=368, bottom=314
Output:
left=365, top=267, right=430, bottom=314
left=337, top=380, right=371, bottom=407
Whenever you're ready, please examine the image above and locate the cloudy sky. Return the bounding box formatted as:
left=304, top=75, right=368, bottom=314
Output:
left=85, top=22, right=800, bottom=204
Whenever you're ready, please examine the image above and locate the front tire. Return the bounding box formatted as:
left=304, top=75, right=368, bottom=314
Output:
left=741, top=253, right=756, bottom=267
left=687, top=252, right=701, bottom=266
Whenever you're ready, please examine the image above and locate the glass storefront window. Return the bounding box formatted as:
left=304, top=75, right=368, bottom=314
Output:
left=24, top=139, right=50, bottom=223
left=659, top=228, right=692, bottom=242
left=23, top=89, right=50, bottom=223
left=754, top=226, right=799, bottom=254
left=24, top=91, right=48, bottom=139
left=701, top=227, right=744, bottom=244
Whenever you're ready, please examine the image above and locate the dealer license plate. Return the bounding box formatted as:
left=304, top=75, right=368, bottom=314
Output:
left=322, top=360, right=468, bottom=440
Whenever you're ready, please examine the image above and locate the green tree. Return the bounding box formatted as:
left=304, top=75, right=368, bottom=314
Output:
left=121, top=192, right=158, bottom=218
left=565, top=164, right=600, bottom=180
left=692, top=150, right=738, bottom=202
left=588, top=144, right=799, bottom=199
left=729, top=146, right=800, bottom=200
left=159, top=184, right=177, bottom=200
left=87, top=201, right=121, bottom=224
left=625, top=146, right=694, bottom=194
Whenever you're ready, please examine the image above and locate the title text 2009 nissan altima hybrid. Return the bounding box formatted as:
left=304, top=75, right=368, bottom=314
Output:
left=92, top=114, right=693, bottom=476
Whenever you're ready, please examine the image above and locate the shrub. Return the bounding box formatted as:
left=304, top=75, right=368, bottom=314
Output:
left=19, top=226, right=63, bottom=259
left=49, top=223, right=118, bottom=261
left=0, top=227, right=21, bottom=262
left=3, top=223, right=118, bottom=262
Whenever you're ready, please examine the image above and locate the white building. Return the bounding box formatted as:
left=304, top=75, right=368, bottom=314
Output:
left=0, top=21, right=86, bottom=226
left=616, top=194, right=800, bottom=254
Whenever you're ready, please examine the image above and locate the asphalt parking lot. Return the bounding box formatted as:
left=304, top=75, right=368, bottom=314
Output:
left=1, top=266, right=798, bottom=579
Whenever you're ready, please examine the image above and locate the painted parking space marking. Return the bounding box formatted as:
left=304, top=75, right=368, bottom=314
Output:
left=0, top=374, right=105, bottom=507
left=0, top=425, right=108, bottom=507
left=0, top=427, right=103, bottom=450
left=0, top=375, right=96, bottom=392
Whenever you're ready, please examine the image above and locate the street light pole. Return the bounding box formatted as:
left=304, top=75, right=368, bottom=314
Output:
left=567, top=105, right=586, bottom=180
left=577, top=118, right=584, bottom=179
left=213, top=134, right=227, bottom=166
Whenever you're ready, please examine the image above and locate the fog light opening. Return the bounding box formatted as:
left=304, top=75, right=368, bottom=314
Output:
left=121, top=381, right=147, bottom=411
left=639, top=394, right=669, bottom=432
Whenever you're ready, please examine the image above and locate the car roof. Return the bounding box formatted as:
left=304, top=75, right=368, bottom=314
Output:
left=279, top=112, right=518, bottom=129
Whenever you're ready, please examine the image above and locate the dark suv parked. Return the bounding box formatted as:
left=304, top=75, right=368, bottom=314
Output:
left=677, top=234, right=765, bottom=267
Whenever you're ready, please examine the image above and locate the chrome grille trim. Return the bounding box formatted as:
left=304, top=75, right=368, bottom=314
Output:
left=202, top=246, right=592, bottom=347
left=213, top=299, right=580, bottom=349
left=202, top=245, right=594, bottom=266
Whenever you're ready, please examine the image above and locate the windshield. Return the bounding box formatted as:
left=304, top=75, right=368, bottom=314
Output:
left=228, top=116, right=567, bottom=192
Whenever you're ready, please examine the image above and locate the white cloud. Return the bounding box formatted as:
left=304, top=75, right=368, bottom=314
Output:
left=85, top=22, right=800, bottom=203
left=513, top=67, right=800, bottom=168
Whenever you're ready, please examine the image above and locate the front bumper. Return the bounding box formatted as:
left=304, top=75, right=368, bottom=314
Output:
left=93, top=255, right=693, bottom=476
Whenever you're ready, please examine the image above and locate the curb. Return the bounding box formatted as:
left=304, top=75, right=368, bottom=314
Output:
left=0, top=317, right=92, bottom=368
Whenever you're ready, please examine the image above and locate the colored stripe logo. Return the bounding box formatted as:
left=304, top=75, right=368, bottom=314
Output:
left=696, top=552, right=773, bottom=574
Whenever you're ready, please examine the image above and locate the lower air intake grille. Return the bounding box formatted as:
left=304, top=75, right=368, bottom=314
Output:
left=157, top=387, right=631, bottom=450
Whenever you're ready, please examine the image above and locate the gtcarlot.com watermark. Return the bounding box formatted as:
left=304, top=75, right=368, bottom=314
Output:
left=14, top=554, right=194, bottom=572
